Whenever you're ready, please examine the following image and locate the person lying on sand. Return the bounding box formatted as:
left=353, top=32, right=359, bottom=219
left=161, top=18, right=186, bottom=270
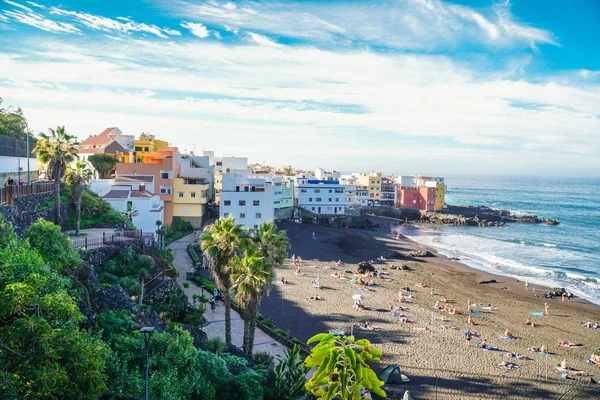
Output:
left=582, top=321, right=599, bottom=329
left=451, top=307, right=459, bottom=315
left=440, top=297, right=453, bottom=303
left=324, top=263, right=334, bottom=269
left=558, top=360, right=591, bottom=376
left=398, top=317, right=414, bottom=324
left=588, top=352, right=600, bottom=366
left=330, top=271, right=345, bottom=279
left=504, top=329, right=514, bottom=339
left=412, top=327, right=431, bottom=333
left=391, top=305, right=408, bottom=312
left=505, top=353, right=531, bottom=360
left=499, top=361, right=519, bottom=370
left=361, top=320, right=381, bottom=330
left=443, top=304, right=450, bottom=312
left=416, top=282, right=429, bottom=288
left=442, top=325, right=458, bottom=330
left=558, top=340, right=582, bottom=348
left=280, top=277, right=290, bottom=285
left=434, top=301, right=441, bottom=310
left=306, top=295, right=323, bottom=301
left=481, top=305, right=496, bottom=311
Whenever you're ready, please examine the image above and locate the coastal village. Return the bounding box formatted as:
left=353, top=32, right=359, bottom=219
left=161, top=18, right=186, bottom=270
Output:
left=1, top=122, right=597, bottom=400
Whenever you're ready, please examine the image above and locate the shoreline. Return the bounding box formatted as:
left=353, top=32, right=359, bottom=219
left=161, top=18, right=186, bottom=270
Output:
left=397, top=222, right=600, bottom=309
left=262, top=222, right=600, bottom=399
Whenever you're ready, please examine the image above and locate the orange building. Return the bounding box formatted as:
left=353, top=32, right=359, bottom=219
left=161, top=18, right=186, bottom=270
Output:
left=116, top=147, right=179, bottom=223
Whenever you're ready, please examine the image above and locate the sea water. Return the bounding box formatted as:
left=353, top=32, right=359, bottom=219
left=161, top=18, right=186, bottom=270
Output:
left=398, top=176, right=600, bottom=305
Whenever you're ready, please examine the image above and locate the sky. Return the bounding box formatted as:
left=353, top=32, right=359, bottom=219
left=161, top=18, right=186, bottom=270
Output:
left=0, top=0, right=599, bottom=177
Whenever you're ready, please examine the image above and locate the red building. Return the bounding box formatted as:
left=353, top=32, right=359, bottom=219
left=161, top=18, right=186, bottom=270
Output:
left=396, top=186, right=436, bottom=211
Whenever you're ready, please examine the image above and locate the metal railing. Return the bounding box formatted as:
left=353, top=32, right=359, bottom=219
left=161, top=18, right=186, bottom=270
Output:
left=0, top=182, right=57, bottom=205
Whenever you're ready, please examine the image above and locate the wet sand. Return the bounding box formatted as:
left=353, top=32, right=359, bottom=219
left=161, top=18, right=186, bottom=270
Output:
left=260, top=222, right=600, bottom=399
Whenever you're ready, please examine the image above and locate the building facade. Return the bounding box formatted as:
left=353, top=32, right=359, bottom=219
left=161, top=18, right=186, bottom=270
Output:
left=295, top=178, right=348, bottom=215
left=396, top=186, right=436, bottom=211
left=133, top=133, right=169, bottom=163
left=213, top=155, right=248, bottom=204
left=220, top=171, right=274, bottom=230
left=380, top=176, right=397, bottom=207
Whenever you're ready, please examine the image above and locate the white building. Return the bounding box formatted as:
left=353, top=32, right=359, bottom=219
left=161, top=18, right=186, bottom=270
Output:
left=212, top=155, right=248, bottom=203
left=295, top=177, right=348, bottom=215
left=314, top=168, right=341, bottom=181
left=89, top=175, right=164, bottom=234
left=179, top=153, right=214, bottom=201
left=220, top=171, right=274, bottom=230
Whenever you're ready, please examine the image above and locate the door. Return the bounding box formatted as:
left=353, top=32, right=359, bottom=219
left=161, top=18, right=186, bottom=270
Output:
left=334, top=207, right=337, bottom=214
left=318, top=207, right=321, bottom=213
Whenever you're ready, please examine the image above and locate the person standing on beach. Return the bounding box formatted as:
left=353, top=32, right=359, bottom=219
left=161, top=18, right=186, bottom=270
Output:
left=544, top=302, right=549, bottom=317
left=467, top=298, right=472, bottom=312
left=312, top=232, right=316, bottom=240
left=525, top=281, right=529, bottom=291
left=465, top=330, right=472, bottom=346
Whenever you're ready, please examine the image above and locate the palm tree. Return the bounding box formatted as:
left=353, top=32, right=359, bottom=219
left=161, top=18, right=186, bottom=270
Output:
left=242, top=222, right=289, bottom=352
left=155, top=220, right=163, bottom=249
left=231, top=247, right=273, bottom=354
left=200, top=217, right=246, bottom=346
left=123, top=203, right=139, bottom=222
left=250, top=222, right=289, bottom=265
left=33, top=126, right=78, bottom=224
left=283, top=166, right=293, bottom=176
left=65, top=160, right=93, bottom=235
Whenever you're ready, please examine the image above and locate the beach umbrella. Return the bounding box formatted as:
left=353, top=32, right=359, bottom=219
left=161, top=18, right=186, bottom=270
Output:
left=352, top=294, right=365, bottom=301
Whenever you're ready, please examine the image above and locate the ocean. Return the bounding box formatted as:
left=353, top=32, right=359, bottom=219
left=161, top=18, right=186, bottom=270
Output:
left=398, top=175, right=600, bottom=305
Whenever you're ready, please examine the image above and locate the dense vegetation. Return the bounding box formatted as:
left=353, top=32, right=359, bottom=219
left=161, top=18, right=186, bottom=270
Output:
left=163, top=217, right=195, bottom=245
left=65, top=189, right=132, bottom=229
left=0, top=97, right=35, bottom=142
left=88, top=153, right=117, bottom=179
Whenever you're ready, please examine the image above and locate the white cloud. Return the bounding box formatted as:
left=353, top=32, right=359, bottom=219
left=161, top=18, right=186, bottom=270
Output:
left=2, top=6, right=81, bottom=34
left=4, top=0, right=32, bottom=11
left=223, top=25, right=238, bottom=35
left=180, top=21, right=209, bottom=38
left=171, top=0, right=555, bottom=49
left=247, top=32, right=279, bottom=47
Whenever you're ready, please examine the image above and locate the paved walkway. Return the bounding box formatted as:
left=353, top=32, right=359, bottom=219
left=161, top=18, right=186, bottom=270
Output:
left=168, top=233, right=288, bottom=359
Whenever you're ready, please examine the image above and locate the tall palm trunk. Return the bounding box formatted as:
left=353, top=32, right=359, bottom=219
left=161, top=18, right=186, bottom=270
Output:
left=242, top=316, right=250, bottom=353
left=55, top=178, right=61, bottom=225
left=248, top=315, right=258, bottom=356
left=75, top=198, right=81, bottom=235
left=223, top=286, right=232, bottom=346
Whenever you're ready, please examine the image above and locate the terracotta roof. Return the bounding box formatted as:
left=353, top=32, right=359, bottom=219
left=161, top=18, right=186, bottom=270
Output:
left=130, top=190, right=154, bottom=198
left=78, top=147, right=105, bottom=154
left=79, top=128, right=116, bottom=148
left=116, top=175, right=154, bottom=183
left=103, top=190, right=129, bottom=199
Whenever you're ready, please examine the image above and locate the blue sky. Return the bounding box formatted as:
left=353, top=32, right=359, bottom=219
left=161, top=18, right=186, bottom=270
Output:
left=0, top=0, right=599, bottom=176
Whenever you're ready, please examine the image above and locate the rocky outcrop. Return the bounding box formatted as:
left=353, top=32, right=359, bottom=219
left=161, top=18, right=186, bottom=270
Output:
left=420, top=205, right=558, bottom=227
left=407, top=250, right=435, bottom=257
left=98, top=284, right=139, bottom=313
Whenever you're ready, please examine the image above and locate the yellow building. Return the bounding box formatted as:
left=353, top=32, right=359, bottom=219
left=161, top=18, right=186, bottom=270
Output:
left=434, top=181, right=446, bottom=211
left=213, top=170, right=223, bottom=203
left=172, top=177, right=210, bottom=228
left=133, top=133, right=169, bottom=163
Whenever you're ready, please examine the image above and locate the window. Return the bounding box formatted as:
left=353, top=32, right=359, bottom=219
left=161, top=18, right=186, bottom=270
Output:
left=336, top=198, right=339, bottom=202
left=244, top=186, right=249, bottom=192
left=254, top=225, right=259, bottom=229
left=191, top=192, right=196, bottom=198
left=328, top=198, right=332, bottom=202
left=127, top=201, right=132, bottom=208
left=370, top=194, right=374, bottom=198
left=300, top=189, right=307, bottom=193
left=224, top=212, right=230, bottom=217
left=253, top=200, right=260, bottom=206
left=329, top=189, right=332, bottom=193
left=236, top=186, right=240, bottom=192
left=135, top=146, right=142, bottom=151
left=239, top=200, right=246, bottom=206
left=136, top=158, right=142, bottom=163
left=255, top=213, right=261, bottom=219
left=179, top=192, right=184, bottom=198
left=224, top=200, right=231, bottom=206
left=309, top=198, right=312, bottom=202
left=144, top=147, right=149, bottom=151
left=184, top=206, right=191, bottom=212
left=314, top=189, right=320, bottom=193
left=316, top=198, right=322, bottom=202
left=413, top=200, right=417, bottom=204
left=240, top=213, right=246, bottom=218
left=216, top=161, right=222, bottom=166
left=335, top=189, right=344, bottom=193
left=312, top=207, right=315, bottom=211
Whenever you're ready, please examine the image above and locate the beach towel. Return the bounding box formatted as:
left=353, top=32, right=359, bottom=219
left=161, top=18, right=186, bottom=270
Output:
left=469, top=311, right=482, bottom=315
left=531, top=312, right=545, bottom=316
left=588, top=359, right=597, bottom=365
left=329, top=330, right=345, bottom=336
left=501, top=363, right=519, bottom=370
left=477, top=344, right=498, bottom=351
left=500, top=335, right=514, bottom=340
left=390, top=313, right=405, bottom=318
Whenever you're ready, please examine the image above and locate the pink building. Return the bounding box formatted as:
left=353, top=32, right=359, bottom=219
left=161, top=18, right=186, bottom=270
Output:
left=396, top=186, right=436, bottom=211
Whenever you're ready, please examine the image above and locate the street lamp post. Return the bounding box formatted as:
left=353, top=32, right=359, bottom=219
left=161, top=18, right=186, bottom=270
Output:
left=140, top=327, right=155, bottom=400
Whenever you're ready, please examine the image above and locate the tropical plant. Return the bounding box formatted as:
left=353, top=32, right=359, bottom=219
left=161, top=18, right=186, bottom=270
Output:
left=25, top=218, right=81, bottom=271
left=273, top=345, right=309, bottom=400
left=33, top=126, right=79, bottom=224
left=155, top=220, right=163, bottom=248
left=65, top=160, right=93, bottom=235
left=283, top=166, right=294, bottom=176
left=0, top=219, right=108, bottom=399
left=249, top=222, right=289, bottom=265
left=231, top=247, right=274, bottom=354
left=122, top=203, right=139, bottom=222
left=204, top=337, right=228, bottom=355
left=87, top=153, right=117, bottom=179
left=200, top=217, right=246, bottom=346
left=304, top=333, right=386, bottom=400
left=251, top=351, right=274, bottom=368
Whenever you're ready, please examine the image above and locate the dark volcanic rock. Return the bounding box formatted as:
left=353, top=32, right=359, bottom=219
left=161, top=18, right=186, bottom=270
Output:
left=408, top=250, right=435, bottom=257
left=419, top=205, right=556, bottom=227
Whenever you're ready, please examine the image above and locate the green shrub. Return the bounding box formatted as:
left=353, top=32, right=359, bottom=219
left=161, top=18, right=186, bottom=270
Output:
left=183, top=281, right=190, bottom=289
left=101, top=283, right=111, bottom=289
left=256, top=313, right=264, bottom=321
left=117, top=276, right=141, bottom=297
left=25, top=219, right=81, bottom=270
left=274, top=328, right=289, bottom=337
left=263, top=318, right=273, bottom=327
left=251, top=352, right=274, bottom=368
left=204, top=337, right=228, bottom=354
left=66, top=189, right=132, bottom=229
left=195, top=277, right=216, bottom=292
left=96, top=309, right=134, bottom=341
left=98, top=273, right=119, bottom=284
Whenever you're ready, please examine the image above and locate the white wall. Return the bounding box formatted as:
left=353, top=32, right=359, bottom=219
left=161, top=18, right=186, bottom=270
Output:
left=105, top=195, right=163, bottom=234
left=0, top=156, right=39, bottom=179
left=296, top=181, right=347, bottom=214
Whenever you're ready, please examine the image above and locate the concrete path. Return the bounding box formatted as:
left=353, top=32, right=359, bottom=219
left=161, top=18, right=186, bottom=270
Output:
left=168, top=233, right=288, bottom=360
